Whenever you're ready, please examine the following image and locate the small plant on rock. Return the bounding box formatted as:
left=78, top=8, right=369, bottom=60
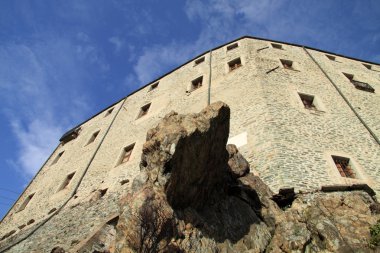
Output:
left=369, top=220, right=380, bottom=248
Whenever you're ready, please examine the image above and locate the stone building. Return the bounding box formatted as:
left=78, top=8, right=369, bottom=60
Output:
left=0, top=36, right=379, bottom=252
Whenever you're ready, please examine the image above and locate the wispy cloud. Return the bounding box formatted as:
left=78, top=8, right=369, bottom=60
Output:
left=109, top=36, right=124, bottom=53
left=129, top=0, right=278, bottom=86
left=76, top=32, right=110, bottom=72
left=133, top=42, right=194, bottom=84
left=10, top=119, right=63, bottom=176
left=127, top=0, right=380, bottom=88
left=2, top=0, right=379, bottom=182
left=0, top=37, right=98, bottom=177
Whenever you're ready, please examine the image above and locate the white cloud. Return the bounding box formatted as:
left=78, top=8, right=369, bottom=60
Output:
left=10, top=119, right=63, bottom=176
left=76, top=32, right=90, bottom=42
left=76, top=44, right=109, bottom=72
left=0, top=39, right=94, bottom=178
left=184, top=0, right=207, bottom=21
left=132, top=40, right=207, bottom=84
left=133, top=43, right=188, bottom=84
left=109, top=36, right=124, bottom=53
left=235, top=0, right=284, bottom=23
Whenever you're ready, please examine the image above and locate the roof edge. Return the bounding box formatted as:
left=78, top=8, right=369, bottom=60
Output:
left=59, top=35, right=380, bottom=138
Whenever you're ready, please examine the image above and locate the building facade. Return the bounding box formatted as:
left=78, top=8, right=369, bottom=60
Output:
left=1, top=36, right=379, bottom=252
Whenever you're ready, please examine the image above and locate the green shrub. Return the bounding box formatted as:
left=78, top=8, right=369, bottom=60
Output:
left=370, top=220, right=380, bottom=248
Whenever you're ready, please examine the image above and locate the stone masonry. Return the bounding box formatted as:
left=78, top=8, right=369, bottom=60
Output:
left=0, top=36, right=379, bottom=252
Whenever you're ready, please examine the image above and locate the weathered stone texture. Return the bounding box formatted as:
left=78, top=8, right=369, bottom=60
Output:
left=0, top=37, right=379, bottom=252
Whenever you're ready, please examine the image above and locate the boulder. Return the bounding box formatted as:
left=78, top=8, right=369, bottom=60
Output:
left=114, top=102, right=380, bottom=253
left=226, top=144, right=250, bottom=179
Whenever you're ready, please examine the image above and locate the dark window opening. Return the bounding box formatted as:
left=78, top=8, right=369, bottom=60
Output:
left=99, top=188, right=108, bottom=197
left=352, top=80, right=375, bottom=93
left=191, top=76, right=203, bottom=91
left=194, top=57, right=205, bottom=65
left=120, top=179, right=129, bottom=185
left=280, top=59, right=294, bottom=70
left=137, top=103, right=151, bottom=119
left=51, top=151, right=64, bottom=165
left=343, top=73, right=375, bottom=93
left=228, top=58, right=242, bottom=71
left=59, top=127, right=81, bottom=144
left=226, top=43, right=238, bottom=51
left=104, top=108, right=114, bottom=117
left=1, top=230, right=16, bottom=241
left=326, top=55, right=336, bottom=61
left=18, top=193, right=35, bottom=212
left=363, top=63, right=372, bottom=70
left=332, top=156, right=355, bottom=178
left=58, top=172, right=75, bottom=191
left=149, top=82, right=159, bottom=91
left=343, top=73, right=354, bottom=81
left=271, top=43, right=282, bottom=49
left=107, top=216, right=119, bottom=226
left=299, top=93, right=316, bottom=110
left=87, top=130, right=100, bottom=145
left=120, top=144, right=135, bottom=165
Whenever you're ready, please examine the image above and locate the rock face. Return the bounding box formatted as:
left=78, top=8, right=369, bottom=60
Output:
left=75, top=101, right=380, bottom=253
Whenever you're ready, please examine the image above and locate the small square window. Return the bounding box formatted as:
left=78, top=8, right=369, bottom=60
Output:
left=119, top=144, right=135, bottom=165
left=86, top=130, right=100, bottom=145
left=51, top=151, right=64, bottom=165
left=226, top=43, right=238, bottom=51
left=137, top=103, right=151, bottom=119
left=343, top=73, right=354, bottom=81
left=194, top=57, right=205, bottom=65
left=17, top=193, right=35, bottom=212
left=363, top=63, right=372, bottom=70
left=271, top=43, right=282, bottom=49
left=149, top=82, right=159, bottom=91
left=57, top=172, right=75, bottom=192
left=332, top=156, right=356, bottom=178
left=104, top=108, right=114, bottom=117
left=280, top=59, right=294, bottom=70
left=299, top=93, right=317, bottom=110
left=326, top=55, right=336, bottom=61
left=228, top=58, right=242, bottom=71
left=191, top=76, right=203, bottom=91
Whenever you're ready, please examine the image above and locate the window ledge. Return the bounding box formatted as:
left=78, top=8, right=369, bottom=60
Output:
left=284, top=68, right=300, bottom=72
left=308, top=109, right=326, bottom=115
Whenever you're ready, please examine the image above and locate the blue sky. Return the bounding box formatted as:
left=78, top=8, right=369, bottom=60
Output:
left=0, top=0, right=379, bottom=219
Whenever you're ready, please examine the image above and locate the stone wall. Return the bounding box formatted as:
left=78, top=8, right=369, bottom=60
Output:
left=0, top=36, right=379, bottom=252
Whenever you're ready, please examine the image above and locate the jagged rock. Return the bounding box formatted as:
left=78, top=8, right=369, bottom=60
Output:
left=226, top=144, right=250, bottom=179
left=116, top=102, right=273, bottom=252
left=370, top=202, right=380, bottom=214
left=114, top=102, right=380, bottom=253
left=236, top=174, right=282, bottom=233
left=140, top=101, right=231, bottom=210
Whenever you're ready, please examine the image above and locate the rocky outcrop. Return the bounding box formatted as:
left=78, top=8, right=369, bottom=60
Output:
left=111, top=101, right=380, bottom=253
